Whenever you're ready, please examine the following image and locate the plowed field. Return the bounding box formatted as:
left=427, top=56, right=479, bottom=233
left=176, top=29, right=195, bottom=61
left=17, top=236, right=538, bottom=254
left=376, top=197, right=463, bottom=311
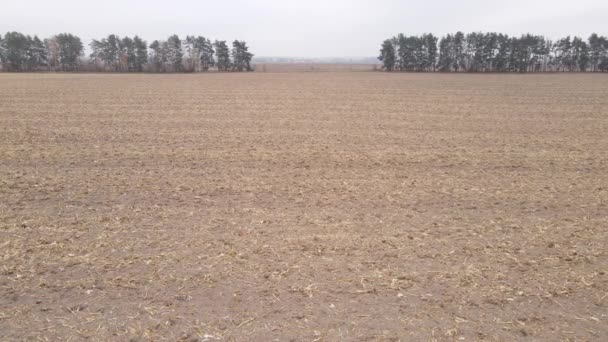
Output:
left=1, top=73, right=607, bottom=341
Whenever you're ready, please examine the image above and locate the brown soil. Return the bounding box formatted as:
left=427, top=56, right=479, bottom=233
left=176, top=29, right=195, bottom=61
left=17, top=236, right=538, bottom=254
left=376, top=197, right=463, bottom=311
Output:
left=1, top=73, right=607, bottom=341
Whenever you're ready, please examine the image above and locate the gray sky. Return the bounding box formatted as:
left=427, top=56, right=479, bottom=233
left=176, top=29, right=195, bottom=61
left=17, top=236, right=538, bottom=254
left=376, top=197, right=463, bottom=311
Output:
left=2, top=0, right=607, bottom=57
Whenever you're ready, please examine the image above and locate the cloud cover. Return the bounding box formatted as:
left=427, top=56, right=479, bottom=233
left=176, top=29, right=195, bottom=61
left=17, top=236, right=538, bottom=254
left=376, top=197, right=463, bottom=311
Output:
left=2, top=0, right=607, bottom=57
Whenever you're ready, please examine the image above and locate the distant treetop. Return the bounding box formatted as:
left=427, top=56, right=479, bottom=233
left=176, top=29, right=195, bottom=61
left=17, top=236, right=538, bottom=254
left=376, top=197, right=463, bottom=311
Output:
left=0, top=32, right=254, bottom=73
left=379, top=32, right=608, bottom=72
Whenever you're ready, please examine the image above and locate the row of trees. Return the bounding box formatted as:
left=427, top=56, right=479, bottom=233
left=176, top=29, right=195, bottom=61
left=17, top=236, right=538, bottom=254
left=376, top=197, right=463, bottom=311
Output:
left=0, top=32, right=83, bottom=71
left=0, top=32, right=254, bottom=72
left=379, top=32, right=608, bottom=72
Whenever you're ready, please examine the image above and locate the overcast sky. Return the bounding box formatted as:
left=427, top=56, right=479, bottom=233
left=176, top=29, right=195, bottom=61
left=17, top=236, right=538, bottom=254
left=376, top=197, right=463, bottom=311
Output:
left=2, top=0, right=607, bottom=57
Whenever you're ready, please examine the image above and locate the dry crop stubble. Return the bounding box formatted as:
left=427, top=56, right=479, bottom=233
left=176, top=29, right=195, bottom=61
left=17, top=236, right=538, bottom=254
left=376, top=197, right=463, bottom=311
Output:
left=1, top=72, right=608, bottom=341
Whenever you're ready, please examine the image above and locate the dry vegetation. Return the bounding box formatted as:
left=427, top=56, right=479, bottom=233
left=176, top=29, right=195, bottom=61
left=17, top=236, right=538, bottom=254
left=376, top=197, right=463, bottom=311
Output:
left=1, top=72, right=607, bottom=341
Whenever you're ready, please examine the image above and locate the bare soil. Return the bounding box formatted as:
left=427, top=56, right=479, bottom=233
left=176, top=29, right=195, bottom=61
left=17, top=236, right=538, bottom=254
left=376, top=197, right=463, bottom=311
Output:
left=1, top=73, right=607, bottom=341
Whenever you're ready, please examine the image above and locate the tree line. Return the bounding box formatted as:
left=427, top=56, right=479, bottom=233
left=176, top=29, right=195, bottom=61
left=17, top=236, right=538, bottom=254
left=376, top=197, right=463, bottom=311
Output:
left=0, top=32, right=253, bottom=72
left=379, top=32, right=608, bottom=72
